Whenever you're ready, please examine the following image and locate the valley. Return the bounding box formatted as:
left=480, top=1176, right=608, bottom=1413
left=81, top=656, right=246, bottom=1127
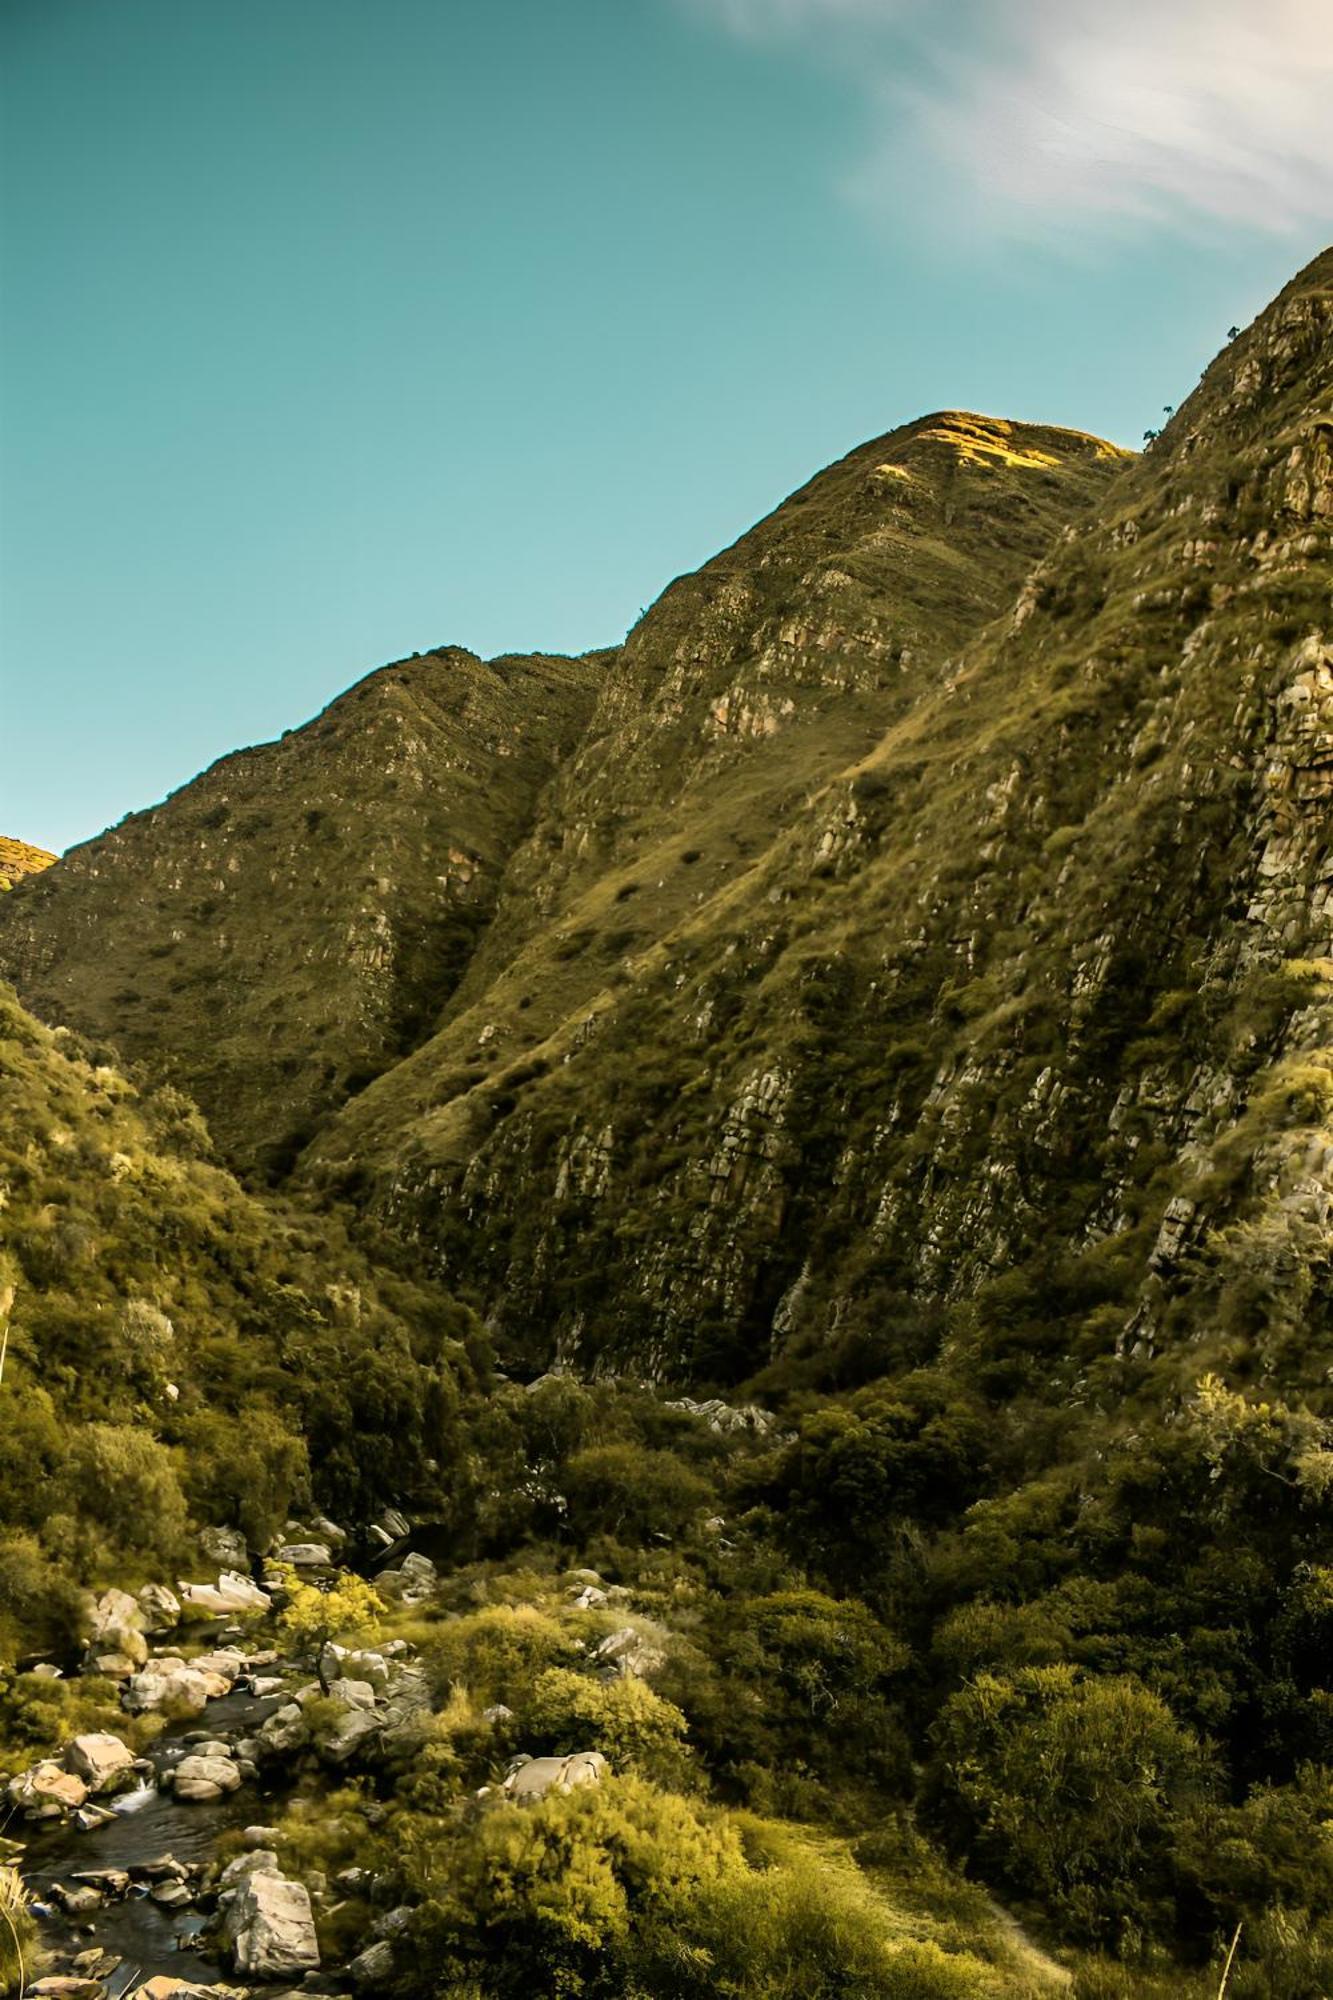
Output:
left=0, top=245, right=1331, bottom=1998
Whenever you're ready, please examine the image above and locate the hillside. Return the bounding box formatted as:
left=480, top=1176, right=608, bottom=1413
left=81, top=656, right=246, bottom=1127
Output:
left=2, top=247, right=1333, bottom=1997
left=0, top=425, right=1120, bottom=1186
left=0, top=650, right=601, bottom=1175
left=294, top=251, right=1333, bottom=1393
left=0, top=978, right=484, bottom=1658
left=0, top=836, right=55, bottom=890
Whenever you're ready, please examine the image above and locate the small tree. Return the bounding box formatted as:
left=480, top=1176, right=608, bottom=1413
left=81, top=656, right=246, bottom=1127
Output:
left=276, top=1566, right=384, bottom=1692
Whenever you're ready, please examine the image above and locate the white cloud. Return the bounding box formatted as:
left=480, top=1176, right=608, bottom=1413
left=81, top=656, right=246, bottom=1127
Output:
left=690, top=0, right=1333, bottom=238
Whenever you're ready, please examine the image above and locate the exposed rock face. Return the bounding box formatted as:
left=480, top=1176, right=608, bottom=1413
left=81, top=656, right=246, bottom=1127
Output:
left=0, top=651, right=601, bottom=1175
left=219, top=1861, right=320, bottom=1977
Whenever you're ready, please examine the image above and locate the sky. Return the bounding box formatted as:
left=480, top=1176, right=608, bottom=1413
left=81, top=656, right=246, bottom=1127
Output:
left=2, top=0, right=1330, bottom=856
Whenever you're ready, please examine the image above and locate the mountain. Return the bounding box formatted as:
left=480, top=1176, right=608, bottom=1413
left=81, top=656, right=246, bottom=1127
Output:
left=0, top=836, right=55, bottom=890
left=293, top=250, right=1332, bottom=1391
left=0, top=651, right=601, bottom=1175
left=3, top=247, right=1333, bottom=1997
left=0, top=418, right=1123, bottom=1197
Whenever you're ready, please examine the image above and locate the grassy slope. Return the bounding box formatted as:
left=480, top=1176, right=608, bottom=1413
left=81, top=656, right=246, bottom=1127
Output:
left=0, top=649, right=603, bottom=1176
left=0, top=979, right=482, bottom=1655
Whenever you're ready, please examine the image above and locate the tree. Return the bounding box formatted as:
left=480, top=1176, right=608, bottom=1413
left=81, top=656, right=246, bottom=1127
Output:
left=276, top=1567, right=384, bottom=1691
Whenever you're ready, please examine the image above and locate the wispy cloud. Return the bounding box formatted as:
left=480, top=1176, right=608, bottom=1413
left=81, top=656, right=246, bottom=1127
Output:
left=689, top=0, right=1333, bottom=238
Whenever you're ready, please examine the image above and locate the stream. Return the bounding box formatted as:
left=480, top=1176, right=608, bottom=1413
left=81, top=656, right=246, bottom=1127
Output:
left=16, top=1685, right=291, bottom=1993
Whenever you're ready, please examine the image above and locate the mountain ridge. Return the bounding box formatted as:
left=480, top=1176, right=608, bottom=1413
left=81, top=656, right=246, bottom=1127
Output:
left=0, top=646, right=604, bottom=1174
left=0, top=410, right=1129, bottom=1201
left=2, top=247, right=1333, bottom=1997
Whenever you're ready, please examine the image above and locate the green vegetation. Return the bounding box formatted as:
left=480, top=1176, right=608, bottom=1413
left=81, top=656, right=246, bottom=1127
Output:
left=278, top=1567, right=384, bottom=1690
left=0, top=655, right=601, bottom=1175
left=0, top=982, right=482, bottom=1641
left=0, top=250, right=1331, bottom=1993
left=0, top=1862, right=34, bottom=1999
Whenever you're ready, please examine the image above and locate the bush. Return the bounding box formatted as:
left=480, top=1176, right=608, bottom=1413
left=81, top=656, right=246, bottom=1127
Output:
left=0, top=1534, right=84, bottom=1659
left=178, top=1402, right=310, bottom=1549
left=562, top=1444, right=711, bottom=1544
left=404, top=1776, right=993, bottom=1999
left=425, top=1604, right=580, bottom=1710
left=278, top=1570, right=384, bottom=1690
left=61, top=1422, right=188, bottom=1568
left=527, top=1668, right=690, bottom=1783
left=930, top=1665, right=1213, bottom=1944
left=0, top=1863, right=35, bottom=2000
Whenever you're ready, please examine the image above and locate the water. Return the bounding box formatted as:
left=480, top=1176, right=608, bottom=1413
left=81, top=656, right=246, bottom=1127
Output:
left=17, top=1687, right=290, bottom=1988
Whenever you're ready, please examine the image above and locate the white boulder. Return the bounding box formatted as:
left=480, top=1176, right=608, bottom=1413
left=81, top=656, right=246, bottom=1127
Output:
left=273, top=1542, right=333, bottom=1568
left=502, top=1752, right=608, bottom=1801
left=66, top=1733, right=136, bottom=1794
left=8, top=1760, right=89, bottom=1815
left=221, top=1866, right=320, bottom=1978
left=172, top=1753, right=242, bottom=1802
left=137, top=1582, right=182, bottom=1632
left=125, top=1658, right=231, bottom=1715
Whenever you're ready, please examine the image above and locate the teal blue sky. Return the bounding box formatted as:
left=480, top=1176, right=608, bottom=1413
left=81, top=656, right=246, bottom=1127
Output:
left=3, top=0, right=1328, bottom=855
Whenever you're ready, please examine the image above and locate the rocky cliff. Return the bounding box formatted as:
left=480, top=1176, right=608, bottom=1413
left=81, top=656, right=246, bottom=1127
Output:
left=3, top=253, right=1330, bottom=1399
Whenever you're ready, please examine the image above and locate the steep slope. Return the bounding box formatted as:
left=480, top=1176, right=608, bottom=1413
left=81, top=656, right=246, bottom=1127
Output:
left=305, top=250, right=1333, bottom=1391
left=453, top=412, right=1127, bottom=1012
left=0, top=422, right=1121, bottom=1190
left=307, top=416, right=1128, bottom=1238
left=0, top=836, right=55, bottom=889
left=0, top=979, right=481, bottom=1656
left=0, top=649, right=601, bottom=1175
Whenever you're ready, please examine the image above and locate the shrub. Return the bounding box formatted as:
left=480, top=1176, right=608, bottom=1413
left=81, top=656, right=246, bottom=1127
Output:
left=425, top=1604, right=580, bottom=1710
left=0, top=1534, right=83, bottom=1659
left=527, top=1667, right=690, bottom=1782
left=61, top=1422, right=188, bottom=1567
left=278, top=1570, right=384, bottom=1690
left=404, top=1776, right=992, bottom=1999
left=930, top=1665, right=1213, bottom=1944
left=562, top=1444, right=711, bottom=1544
left=0, top=1863, right=35, bottom=2000
left=178, top=1402, right=310, bottom=1549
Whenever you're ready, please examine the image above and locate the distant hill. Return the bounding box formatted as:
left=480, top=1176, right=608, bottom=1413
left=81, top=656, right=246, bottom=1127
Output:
left=0, top=651, right=602, bottom=1176
left=0, top=835, right=55, bottom=890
